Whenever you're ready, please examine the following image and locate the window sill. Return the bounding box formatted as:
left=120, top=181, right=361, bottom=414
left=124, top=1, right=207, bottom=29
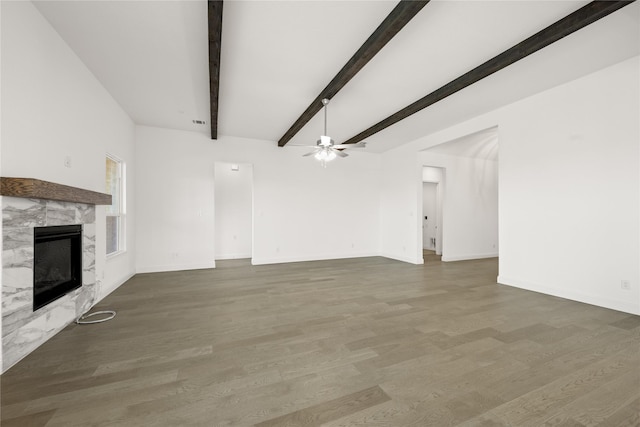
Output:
left=107, top=249, right=126, bottom=260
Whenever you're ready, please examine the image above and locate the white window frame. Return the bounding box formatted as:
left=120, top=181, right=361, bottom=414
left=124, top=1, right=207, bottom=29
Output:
left=106, top=154, right=126, bottom=258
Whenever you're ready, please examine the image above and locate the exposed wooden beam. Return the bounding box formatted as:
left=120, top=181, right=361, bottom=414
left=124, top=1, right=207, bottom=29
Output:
left=278, top=0, right=430, bottom=147
left=208, top=0, right=223, bottom=140
left=341, top=0, right=636, bottom=146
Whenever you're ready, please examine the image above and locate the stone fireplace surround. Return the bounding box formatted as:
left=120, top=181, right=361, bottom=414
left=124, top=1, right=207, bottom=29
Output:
left=0, top=178, right=111, bottom=372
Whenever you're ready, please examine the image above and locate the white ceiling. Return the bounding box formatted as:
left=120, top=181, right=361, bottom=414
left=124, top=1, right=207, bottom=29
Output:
left=424, top=126, right=499, bottom=161
left=34, top=0, right=640, bottom=153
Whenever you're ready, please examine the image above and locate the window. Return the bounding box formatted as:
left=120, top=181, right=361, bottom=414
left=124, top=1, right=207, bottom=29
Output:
left=106, top=155, right=125, bottom=256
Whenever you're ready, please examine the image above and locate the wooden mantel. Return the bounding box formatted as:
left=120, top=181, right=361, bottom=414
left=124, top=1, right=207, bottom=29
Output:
left=0, top=177, right=112, bottom=205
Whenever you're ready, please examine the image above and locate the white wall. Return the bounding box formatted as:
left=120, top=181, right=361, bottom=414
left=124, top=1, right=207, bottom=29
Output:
left=422, top=167, right=443, bottom=183
left=214, top=162, right=253, bottom=260
left=135, top=126, right=381, bottom=272
left=134, top=126, right=216, bottom=272
left=380, top=150, right=423, bottom=264
left=497, top=56, right=639, bottom=315
left=380, top=56, right=640, bottom=315
left=0, top=0, right=4, bottom=371
left=0, top=1, right=136, bottom=300
left=420, top=153, right=499, bottom=261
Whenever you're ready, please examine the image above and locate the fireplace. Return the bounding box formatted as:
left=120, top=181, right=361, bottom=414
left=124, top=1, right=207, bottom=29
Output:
left=33, top=224, right=83, bottom=311
left=1, top=178, right=111, bottom=371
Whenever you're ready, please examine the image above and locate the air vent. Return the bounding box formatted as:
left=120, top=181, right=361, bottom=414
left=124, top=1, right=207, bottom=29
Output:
left=192, top=120, right=206, bottom=125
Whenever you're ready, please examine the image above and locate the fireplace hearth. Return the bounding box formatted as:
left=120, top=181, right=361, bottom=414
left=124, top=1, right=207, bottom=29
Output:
left=33, top=224, right=83, bottom=311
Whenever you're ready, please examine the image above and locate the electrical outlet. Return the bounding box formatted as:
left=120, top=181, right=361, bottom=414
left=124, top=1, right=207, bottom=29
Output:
left=621, top=280, right=631, bottom=290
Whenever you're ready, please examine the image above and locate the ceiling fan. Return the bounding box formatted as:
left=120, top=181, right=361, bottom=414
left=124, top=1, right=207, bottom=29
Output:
left=301, top=98, right=366, bottom=167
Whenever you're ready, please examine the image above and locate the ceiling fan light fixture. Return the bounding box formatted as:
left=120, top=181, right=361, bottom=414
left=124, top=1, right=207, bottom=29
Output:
left=319, top=135, right=332, bottom=146
left=314, top=147, right=337, bottom=167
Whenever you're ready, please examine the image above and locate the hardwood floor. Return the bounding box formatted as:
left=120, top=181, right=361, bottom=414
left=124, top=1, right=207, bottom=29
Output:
left=1, top=256, right=639, bottom=426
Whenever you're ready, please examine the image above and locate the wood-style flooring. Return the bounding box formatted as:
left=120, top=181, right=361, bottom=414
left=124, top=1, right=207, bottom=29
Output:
left=1, top=254, right=639, bottom=426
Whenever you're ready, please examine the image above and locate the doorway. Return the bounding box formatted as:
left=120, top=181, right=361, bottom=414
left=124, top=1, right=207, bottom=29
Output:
left=420, top=126, right=499, bottom=263
left=214, top=162, right=253, bottom=263
left=422, top=182, right=437, bottom=251
left=422, top=166, right=444, bottom=261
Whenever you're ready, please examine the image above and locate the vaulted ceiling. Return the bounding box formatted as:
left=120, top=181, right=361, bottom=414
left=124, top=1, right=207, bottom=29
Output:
left=34, top=1, right=639, bottom=153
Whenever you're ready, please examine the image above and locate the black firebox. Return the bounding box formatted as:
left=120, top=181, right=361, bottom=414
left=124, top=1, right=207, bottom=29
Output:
left=33, top=224, right=83, bottom=311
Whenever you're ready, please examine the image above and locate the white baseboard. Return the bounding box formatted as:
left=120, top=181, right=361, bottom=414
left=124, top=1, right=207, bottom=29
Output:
left=136, top=262, right=216, bottom=274
left=251, top=252, right=378, bottom=266
left=97, top=272, right=135, bottom=302
left=380, top=253, right=423, bottom=265
left=442, top=252, right=498, bottom=262
left=498, top=275, right=640, bottom=315
left=215, top=253, right=252, bottom=260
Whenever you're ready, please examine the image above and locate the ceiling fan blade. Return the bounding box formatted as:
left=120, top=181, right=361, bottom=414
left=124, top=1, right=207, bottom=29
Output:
left=333, top=142, right=367, bottom=149
left=333, top=149, right=348, bottom=158
left=303, top=148, right=321, bottom=157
